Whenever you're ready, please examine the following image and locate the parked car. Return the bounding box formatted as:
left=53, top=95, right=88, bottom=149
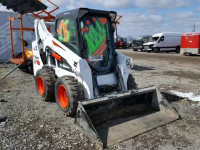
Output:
left=126, top=37, right=134, bottom=48
left=180, top=32, right=200, bottom=55
left=115, top=37, right=129, bottom=49
left=132, top=35, right=151, bottom=51
left=143, top=32, right=181, bottom=53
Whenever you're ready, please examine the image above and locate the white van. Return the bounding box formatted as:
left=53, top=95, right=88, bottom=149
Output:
left=143, top=32, right=182, bottom=53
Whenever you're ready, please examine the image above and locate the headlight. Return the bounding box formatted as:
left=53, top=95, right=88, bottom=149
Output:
left=126, top=58, right=134, bottom=69
left=25, top=49, right=33, bottom=59
left=149, top=44, right=154, bottom=48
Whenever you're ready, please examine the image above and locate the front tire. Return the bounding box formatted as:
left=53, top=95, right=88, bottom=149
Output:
left=35, top=67, right=56, bottom=101
left=55, top=76, right=83, bottom=116
left=154, top=47, right=160, bottom=53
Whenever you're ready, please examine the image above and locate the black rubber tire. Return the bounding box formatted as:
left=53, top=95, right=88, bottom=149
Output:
left=35, top=67, right=56, bottom=102
left=18, top=60, right=33, bottom=74
left=176, top=46, right=180, bottom=53
left=55, top=76, right=83, bottom=116
left=127, top=74, right=138, bottom=90
left=154, top=47, right=160, bottom=53
left=16, top=53, right=33, bottom=74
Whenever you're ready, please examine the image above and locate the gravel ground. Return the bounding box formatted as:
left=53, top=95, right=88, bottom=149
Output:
left=0, top=50, right=200, bottom=150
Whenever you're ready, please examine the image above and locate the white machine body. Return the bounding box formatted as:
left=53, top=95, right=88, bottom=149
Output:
left=32, top=19, right=132, bottom=100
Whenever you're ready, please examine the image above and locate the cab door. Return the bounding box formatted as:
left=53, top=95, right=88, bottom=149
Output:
left=158, top=36, right=165, bottom=51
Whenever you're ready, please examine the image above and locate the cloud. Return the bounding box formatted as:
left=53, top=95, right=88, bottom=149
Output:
left=134, top=0, right=190, bottom=9
left=117, top=9, right=199, bottom=37
left=0, top=5, right=13, bottom=12
left=165, top=11, right=199, bottom=33
left=85, top=0, right=133, bottom=9
left=42, top=0, right=86, bottom=11
left=167, top=11, right=195, bottom=19
left=43, top=0, right=133, bottom=10
left=0, top=0, right=199, bottom=38
left=120, top=12, right=163, bottom=25
left=195, top=7, right=200, bottom=12
left=117, top=12, right=164, bottom=37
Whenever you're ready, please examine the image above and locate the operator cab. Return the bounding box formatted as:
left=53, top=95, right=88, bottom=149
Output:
left=55, top=8, right=117, bottom=75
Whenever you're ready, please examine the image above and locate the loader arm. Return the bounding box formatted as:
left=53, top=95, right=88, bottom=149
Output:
left=34, top=19, right=81, bottom=70
left=32, top=19, right=95, bottom=99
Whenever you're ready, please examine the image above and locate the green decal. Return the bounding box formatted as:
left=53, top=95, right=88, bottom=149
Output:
left=59, top=35, right=63, bottom=41
left=57, top=19, right=70, bottom=42
left=84, top=20, right=107, bottom=56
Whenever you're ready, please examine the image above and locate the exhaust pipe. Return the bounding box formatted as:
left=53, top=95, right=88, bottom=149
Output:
left=75, top=86, right=179, bottom=148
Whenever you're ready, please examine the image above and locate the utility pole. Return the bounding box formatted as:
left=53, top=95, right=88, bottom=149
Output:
left=193, top=22, right=196, bottom=32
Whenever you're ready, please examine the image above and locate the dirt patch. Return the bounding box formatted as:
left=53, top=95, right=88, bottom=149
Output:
left=1, top=51, right=200, bottom=150
left=123, top=50, right=200, bottom=66
left=162, top=70, right=200, bottom=80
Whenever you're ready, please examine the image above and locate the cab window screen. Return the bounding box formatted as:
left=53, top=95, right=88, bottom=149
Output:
left=80, top=17, right=110, bottom=61
left=56, top=18, right=79, bottom=55
left=80, top=16, right=116, bottom=73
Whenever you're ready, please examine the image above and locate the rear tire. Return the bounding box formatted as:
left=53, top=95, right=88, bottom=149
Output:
left=55, top=76, right=83, bottom=116
left=18, top=60, right=33, bottom=74
left=16, top=53, right=33, bottom=74
left=35, top=67, right=56, bottom=101
left=176, top=46, right=180, bottom=53
left=154, top=47, right=160, bottom=53
left=127, top=74, right=138, bottom=90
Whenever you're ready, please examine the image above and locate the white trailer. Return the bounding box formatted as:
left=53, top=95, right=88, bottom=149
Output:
left=143, top=32, right=182, bottom=53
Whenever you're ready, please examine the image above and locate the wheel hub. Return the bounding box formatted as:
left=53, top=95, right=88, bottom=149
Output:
left=58, top=85, right=69, bottom=108
left=37, top=76, right=45, bottom=95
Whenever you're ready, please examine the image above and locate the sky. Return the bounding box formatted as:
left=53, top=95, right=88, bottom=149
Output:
left=1, top=0, right=200, bottom=38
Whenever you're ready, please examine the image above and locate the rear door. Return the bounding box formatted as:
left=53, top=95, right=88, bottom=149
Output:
left=162, top=35, right=177, bottom=51
left=165, top=35, right=174, bottom=51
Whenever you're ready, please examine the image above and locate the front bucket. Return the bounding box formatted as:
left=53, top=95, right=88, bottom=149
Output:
left=75, top=86, right=179, bottom=148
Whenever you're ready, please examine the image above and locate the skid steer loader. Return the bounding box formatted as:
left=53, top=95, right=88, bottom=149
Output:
left=32, top=8, right=179, bottom=148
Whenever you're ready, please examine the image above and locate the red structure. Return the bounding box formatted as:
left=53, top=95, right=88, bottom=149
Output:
left=8, top=0, right=59, bottom=65
left=181, top=32, right=200, bottom=55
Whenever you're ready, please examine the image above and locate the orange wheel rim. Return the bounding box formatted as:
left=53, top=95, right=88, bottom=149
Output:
left=58, top=85, right=69, bottom=108
left=37, top=76, right=45, bottom=95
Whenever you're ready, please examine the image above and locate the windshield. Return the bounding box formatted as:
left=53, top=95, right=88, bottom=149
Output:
left=80, top=15, right=115, bottom=73
left=56, top=18, right=79, bottom=55
left=149, top=37, right=159, bottom=42
left=142, top=36, right=150, bottom=41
